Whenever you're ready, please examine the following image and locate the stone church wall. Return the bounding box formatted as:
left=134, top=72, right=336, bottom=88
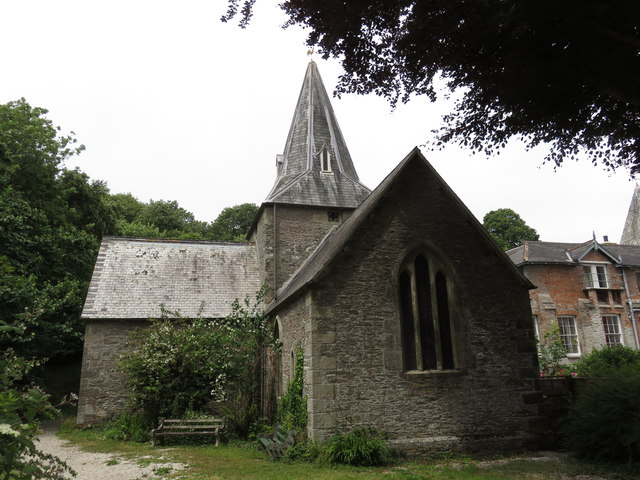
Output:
left=274, top=292, right=310, bottom=388
left=275, top=159, right=540, bottom=453
left=254, top=204, right=354, bottom=296
left=77, top=320, right=146, bottom=424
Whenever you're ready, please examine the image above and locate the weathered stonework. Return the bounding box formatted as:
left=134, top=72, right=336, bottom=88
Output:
left=270, top=157, right=540, bottom=454
left=77, top=320, right=147, bottom=424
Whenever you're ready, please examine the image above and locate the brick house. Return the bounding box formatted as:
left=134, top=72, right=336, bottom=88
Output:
left=507, top=239, right=640, bottom=361
left=78, top=61, right=541, bottom=453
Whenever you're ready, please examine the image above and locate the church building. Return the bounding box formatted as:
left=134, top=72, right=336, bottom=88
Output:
left=77, top=61, right=540, bottom=454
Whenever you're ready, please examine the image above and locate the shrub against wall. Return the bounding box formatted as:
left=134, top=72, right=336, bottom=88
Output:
left=572, top=345, right=640, bottom=377
left=563, top=365, right=640, bottom=463
left=119, top=291, right=275, bottom=433
left=322, top=427, right=393, bottom=467
left=562, top=346, right=640, bottom=463
left=537, top=325, right=567, bottom=376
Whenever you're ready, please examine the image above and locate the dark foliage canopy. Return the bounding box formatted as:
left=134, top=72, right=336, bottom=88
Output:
left=224, top=1, right=640, bottom=173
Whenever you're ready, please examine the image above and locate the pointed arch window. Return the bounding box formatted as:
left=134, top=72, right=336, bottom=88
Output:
left=273, top=320, right=282, bottom=396
left=320, top=146, right=332, bottom=172
left=398, top=252, right=456, bottom=371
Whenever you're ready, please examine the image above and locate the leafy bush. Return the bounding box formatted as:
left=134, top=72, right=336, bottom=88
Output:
left=102, top=412, right=151, bottom=443
left=537, top=325, right=567, bottom=376
left=284, top=440, right=321, bottom=462
left=277, top=347, right=307, bottom=431
left=119, top=290, right=275, bottom=439
left=572, top=345, right=640, bottom=377
left=321, top=427, right=392, bottom=466
left=0, top=348, right=75, bottom=479
left=563, top=365, right=640, bottom=463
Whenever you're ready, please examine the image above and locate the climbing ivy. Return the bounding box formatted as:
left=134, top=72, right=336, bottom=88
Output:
left=277, top=347, right=307, bottom=431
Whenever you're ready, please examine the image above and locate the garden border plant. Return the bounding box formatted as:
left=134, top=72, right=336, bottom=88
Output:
left=562, top=345, right=640, bottom=464
left=0, top=346, right=76, bottom=480
left=118, top=288, right=276, bottom=440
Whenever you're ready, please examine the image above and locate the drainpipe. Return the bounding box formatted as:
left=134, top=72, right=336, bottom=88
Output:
left=621, top=268, right=640, bottom=349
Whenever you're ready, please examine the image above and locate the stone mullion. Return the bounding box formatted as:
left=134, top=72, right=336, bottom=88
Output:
left=430, top=268, right=443, bottom=370
left=408, top=264, right=423, bottom=370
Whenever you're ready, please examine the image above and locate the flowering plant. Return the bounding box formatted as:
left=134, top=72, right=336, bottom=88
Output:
left=120, top=286, right=276, bottom=432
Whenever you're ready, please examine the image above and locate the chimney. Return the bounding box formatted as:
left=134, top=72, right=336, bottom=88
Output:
left=603, top=235, right=609, bottom=242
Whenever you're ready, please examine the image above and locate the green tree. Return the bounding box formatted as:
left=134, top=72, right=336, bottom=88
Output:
left=107, top=193, right=146, bottom=223
left=224, top=1, right=640, bottom=173
left=207, top=203, right=258, bottom=241
left=0, top=98, right=84, bottom=215
left=139, top=199, right=196, bottom=234
left=0, top=99, right=99, bottom=360
left=482, top=208, right=539, bottom=251
left=59, top=169, right=116, bottom=237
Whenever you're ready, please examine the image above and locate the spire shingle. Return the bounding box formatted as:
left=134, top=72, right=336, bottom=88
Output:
left=265, top=61, right=370, bottom=207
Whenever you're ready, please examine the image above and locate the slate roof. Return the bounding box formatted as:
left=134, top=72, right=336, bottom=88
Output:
left=621, top=184, right=640, bottom=245
left=265, top=60, right=371, bottom=208
left=507, top=240, right=640, bottom=267
left=267, top=148, right=533, bottom=313
left=82, top=237, right=260, bottom=320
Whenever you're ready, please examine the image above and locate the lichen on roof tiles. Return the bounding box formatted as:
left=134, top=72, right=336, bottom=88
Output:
left=82, top=237, right=261, bottom=320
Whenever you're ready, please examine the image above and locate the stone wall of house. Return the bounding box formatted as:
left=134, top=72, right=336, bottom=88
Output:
left=76, top=320, right=146, bottom=424
left=274, top=158, right=540, bottom=454
left=524, top=261, right=639, bottom=358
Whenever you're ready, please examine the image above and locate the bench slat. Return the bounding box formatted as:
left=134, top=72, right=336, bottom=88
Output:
left=156, top=425, right=218, bottom=432
left=152, top=417, right=225, bottom=447
left=163, top=419, right=224, bottom=424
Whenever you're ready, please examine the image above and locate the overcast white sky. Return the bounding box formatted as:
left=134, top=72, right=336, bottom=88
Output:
left=1, top=1, right=635, bottom=243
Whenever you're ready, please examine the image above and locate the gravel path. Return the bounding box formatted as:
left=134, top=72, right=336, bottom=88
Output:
left=35, top=422, right=187, bottom=480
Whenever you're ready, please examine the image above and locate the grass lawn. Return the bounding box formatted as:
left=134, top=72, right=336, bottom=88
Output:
left=57, top=424, right=639, bottom=480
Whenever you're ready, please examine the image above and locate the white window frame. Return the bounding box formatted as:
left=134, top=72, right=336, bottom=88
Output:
left=583, top=264, right=609, bottom=289
left=557, top=316, right=580, bottom=357
left=602, top=314, right=623, bottom=347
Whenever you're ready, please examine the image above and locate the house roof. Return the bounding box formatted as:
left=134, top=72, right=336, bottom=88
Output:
left=267, top=148, right=533, bottom=313
left=82, top=237, right=260, bottom=320
left=507, top=240, right=640, bottom=267
left=264, top=60, right=371, bottom=208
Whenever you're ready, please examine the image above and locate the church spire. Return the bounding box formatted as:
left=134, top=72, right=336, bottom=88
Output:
left=265, top=61, right=371, bottom=208
left=621, top=184, right=640, bottom=245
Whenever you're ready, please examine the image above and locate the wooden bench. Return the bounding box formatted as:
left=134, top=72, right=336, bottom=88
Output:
left=259, top=426, right=296, bottom=460
left=151, top=417, right=225, bottom=446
